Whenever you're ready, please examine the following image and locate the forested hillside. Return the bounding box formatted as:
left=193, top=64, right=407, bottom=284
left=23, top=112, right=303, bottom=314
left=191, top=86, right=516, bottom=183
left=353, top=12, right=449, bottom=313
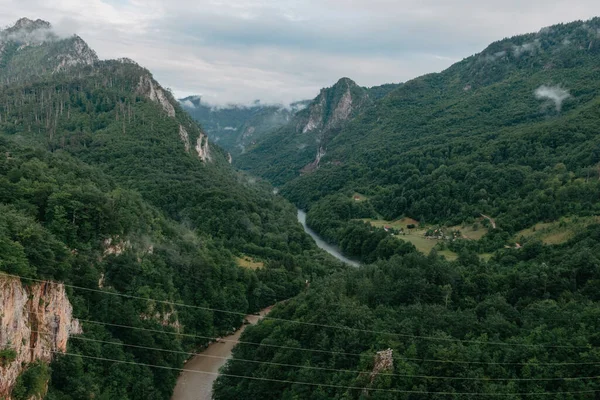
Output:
left=213, top=17, right=600, bottom=399
left=0, top=18, right=340, bottom=399
left=237, top=18, right=600, bottom=259
left=215, top=226, right=600, bottom=399
left=236, top=78, right=400, bottom=184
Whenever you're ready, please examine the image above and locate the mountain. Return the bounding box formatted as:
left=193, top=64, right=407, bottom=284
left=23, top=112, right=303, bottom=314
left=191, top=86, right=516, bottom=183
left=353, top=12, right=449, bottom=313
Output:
left=0, top=18, right=339, bottom=399
left=0, top=18, right=97, bottom=83
left=180, top=97, right=309, bottom=158
left=213, top=18, right=600, bottom=400
left=236, top=78, right=396, bottom=184
left=239, top=18, right=600, bottom=258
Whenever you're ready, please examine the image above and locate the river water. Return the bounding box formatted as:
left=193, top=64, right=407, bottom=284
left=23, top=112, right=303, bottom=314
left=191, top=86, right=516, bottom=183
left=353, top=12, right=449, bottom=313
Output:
left=297, top=210, right=360, bottom=267
left=170, top=306, right=272, bottom=400
left=171, top=210, right=358, bottom=400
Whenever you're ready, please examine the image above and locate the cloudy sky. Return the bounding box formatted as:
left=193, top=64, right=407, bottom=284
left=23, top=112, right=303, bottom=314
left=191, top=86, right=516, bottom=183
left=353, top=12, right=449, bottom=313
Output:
left=1, top=0, right=599, bottom=105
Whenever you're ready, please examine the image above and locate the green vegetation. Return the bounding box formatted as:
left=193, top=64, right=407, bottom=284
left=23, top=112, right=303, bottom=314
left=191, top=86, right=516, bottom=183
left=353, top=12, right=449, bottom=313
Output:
left=215, top=224, right=600, bottom=399
left=239, top=19, right=600, bottom=256
left=214, top=17, right=600, bottom=399
left=0, top=347, right=17, bottom=367
left=516, top=216, right=600, bottom=245
left=236, top=256, right=265, bottom=270
left=236, top=78, right=397, bottom=185
left=0, top=20, right=341, bottom=400
left=11, top=362, right=51, bottom=400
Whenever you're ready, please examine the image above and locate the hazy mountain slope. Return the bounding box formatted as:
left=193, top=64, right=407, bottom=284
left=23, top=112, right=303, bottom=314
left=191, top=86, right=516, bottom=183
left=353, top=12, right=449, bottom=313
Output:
left=0, top=18, right=97, bottom=83
left=0, top=18, right=340, bottom=399
left=180, top=97, right=309, bottom=157
left=235, top=78, right=375, bottom=185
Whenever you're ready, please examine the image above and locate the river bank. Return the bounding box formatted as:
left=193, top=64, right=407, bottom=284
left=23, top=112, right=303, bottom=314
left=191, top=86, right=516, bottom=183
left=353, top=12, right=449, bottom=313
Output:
left=170, top=306, right=273, bottom=400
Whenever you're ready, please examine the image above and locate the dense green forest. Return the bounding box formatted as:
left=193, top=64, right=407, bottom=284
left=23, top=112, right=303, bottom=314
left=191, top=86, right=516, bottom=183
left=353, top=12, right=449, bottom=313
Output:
left=215, top=225, right=600, bottom=399
left=235, top=79, right=401, bottom=184
left=237, top=18, right=600, bottom=258
left=4, top=15, right=600, bottom=400
left=214, top=17, right=600, bottom=399
left=0, top=19, right=341, bottom=399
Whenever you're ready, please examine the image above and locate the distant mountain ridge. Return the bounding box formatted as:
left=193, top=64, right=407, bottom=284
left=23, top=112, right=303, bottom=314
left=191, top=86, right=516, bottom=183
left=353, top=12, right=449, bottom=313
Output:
left=239, top=17, right=600, bottom=233
left=0, top=17, right=98, bottom=83
left=234, top=78, right=400, bottom=184
left=179, top=97, right=310, bottom=158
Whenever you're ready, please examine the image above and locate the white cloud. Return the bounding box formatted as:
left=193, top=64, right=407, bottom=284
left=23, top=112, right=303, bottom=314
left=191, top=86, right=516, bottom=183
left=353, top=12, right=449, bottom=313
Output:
left=0, top=0, right=599, bottom=104
left=534, top=85, right=571, bottom=111
left=179, top=99, right=195, bottom=108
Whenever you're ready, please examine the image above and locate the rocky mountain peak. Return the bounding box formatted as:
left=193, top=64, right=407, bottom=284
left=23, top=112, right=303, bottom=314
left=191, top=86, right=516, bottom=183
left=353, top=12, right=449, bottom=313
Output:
left=1, top=17, right=57, bottom=46
left=333, top=76, right=358, bottom=88
left=9, top=17, right=51, bottom=32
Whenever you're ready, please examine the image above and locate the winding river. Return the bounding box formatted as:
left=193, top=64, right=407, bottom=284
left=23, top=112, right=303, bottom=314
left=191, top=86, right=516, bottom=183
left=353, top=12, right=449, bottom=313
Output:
left=171, top=210, right=359, bottom=400
left=297, top=209, right=360, bottom=267
left=171, top=307, right=272, bottom=400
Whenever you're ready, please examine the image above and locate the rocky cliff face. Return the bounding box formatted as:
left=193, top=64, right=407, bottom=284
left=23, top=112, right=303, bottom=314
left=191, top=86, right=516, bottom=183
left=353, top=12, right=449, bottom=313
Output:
left=53, top=36, right=98, bottom=72
left=0, top=276, right=81, bottom=399
left=0, top=18, right=98, bottom=80
left=136, top=75, right=176, bottom=118
left=137, top=75, right=212, bottom=161
left=299, top=77, right=370, bottom=172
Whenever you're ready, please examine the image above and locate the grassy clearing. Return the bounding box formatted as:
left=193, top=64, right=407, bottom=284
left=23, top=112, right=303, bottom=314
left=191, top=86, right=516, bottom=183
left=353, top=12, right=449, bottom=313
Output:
left=236, top=256, right=264, bottom=270
left=360, top=217, right=494, bottom=261
left=516, top=216, right=600, bottom=245
left=361, top=218, right=458, bottom=260
left=438, top=249, right=459, bottom=261
left=448, top=223, right=488, bottom=240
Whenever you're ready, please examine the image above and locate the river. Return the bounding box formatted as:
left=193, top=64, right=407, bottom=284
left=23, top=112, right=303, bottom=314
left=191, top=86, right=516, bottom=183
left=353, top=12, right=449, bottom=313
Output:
left=297, top=210, right=360, bottom=267
left=170, top=306, right=272, bottom=400
left=171, top=211, right=357, bottom=400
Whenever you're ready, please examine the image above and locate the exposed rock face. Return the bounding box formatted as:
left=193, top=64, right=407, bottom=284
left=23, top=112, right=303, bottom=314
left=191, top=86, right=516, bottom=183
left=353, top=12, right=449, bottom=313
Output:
left=103, top=236, right=131, bottom=257
left=299, top=78, right=368, bottom=173
left=370, top=348, right=393, bottom=383
left=326, top=86, right=353, bottom=128
left=302, top=97, right=324, bottom=133
left=227, top=152, right=232, bottom=164
left=136, top=75, right=176, bottom=117
left=0, top=19, right=98, bottom=68
left=196, top=134, right=211, bottom=162
left=179, top=125, right=191, bottom=152
left=140, top=307, right=182, bottom=332
left=0, top=276, right=81, bottom=398
left=53, top=36, right=98, bottom=72
left=136, top=76, right=210, bottom=159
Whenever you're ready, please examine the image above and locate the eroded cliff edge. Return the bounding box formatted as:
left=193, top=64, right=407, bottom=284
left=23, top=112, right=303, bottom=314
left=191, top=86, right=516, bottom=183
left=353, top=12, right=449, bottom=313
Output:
left=0, top=276, right=81, bottom=399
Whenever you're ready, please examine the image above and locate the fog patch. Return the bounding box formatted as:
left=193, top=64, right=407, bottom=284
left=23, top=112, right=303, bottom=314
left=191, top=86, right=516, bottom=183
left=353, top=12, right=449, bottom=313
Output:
left=480, top=50, right=506, bottom=63
left=513, top=40, right=539, bottom=57
left=179, top=99, right=195, bottom=108
left=534, top=85, right=571, bottom=111
left=1, top=19, right=75, bottom=45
